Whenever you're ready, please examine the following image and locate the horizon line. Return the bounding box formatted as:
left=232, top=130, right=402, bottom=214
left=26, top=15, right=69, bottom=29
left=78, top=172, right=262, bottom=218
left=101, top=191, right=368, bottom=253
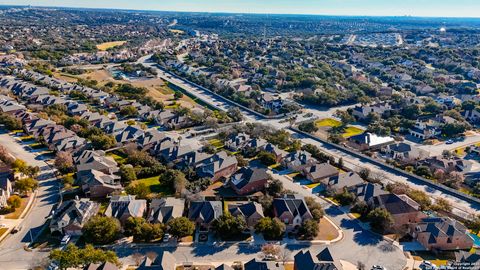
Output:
left=2, top=4, right=480, bottom=19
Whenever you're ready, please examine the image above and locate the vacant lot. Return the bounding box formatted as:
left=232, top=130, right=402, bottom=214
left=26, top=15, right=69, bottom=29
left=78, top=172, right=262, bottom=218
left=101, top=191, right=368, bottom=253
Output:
left=96, top=41, right=127, bottom=51
left=315, top=118, right=341, bottom=128
left=342, top=126, right=364, bottom=138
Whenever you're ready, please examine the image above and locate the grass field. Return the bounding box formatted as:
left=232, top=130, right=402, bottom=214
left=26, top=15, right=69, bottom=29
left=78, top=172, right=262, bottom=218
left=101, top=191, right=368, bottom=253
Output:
left=342, top=126, right=364, bottom=138
left=133, top=176, right=174, bottom=195
left=107, top=152, right=127, bottom=165
left=96, top=41, right=127, bottom=51
left=208, top=138, right=224, bottom=149
left=315, top=118, right=342, bottom=128
left=169, top=29, right=185, bottom=34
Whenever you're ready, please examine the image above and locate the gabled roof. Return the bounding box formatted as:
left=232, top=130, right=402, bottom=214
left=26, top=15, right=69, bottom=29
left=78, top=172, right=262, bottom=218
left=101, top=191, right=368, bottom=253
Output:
left=188, top=201, right=223, bottom=224
left=373, top=193, right=420, bottom=215
left=230, top=167, right=269, bottom=190
left=138, top=251, right=176, bottom=270
left=304, top=163, right=338, bottom=180
left=244, top=259, right=285, bottom=270
left=148, top=198, right=185, bottom=224
left=105, top=195, right=147, bottom=220
left=228, top=202, right=264, bottom=220
left=273, top=196, right=311, bottom=219
left=325, top=172, right=364, bottom=189
left=294, top=248, right=342, bottom=270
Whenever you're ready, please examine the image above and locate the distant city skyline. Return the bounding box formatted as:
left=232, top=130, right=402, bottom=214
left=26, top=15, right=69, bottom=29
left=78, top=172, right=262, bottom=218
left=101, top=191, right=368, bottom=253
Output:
left=1, top=0, right=480, bottom=18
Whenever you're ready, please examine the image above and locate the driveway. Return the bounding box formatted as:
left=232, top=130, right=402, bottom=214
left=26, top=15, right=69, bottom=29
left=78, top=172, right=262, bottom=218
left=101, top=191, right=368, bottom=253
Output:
left=0, top=132, right=59, bottom=270
left=267, top=170, right=407, bottom=269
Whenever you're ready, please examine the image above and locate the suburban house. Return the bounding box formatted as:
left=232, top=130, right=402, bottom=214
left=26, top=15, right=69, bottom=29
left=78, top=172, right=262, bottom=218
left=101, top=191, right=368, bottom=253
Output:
left=349, top=182, right=387, bottom=203
left=195, top=151, right=238, bottom=182
left=188, top=200, right=223, bottom=230
left=260, top=143, right=288, bottom=163
left=454, top=250, right=480, bottom=269
left=302, top=163, right=339, bottom=183
left=419, top=156, right=473, bottom=174
left=228, top=202, right=264, bottom=228
left=241, top=138, right=268, bottom=156
left=463, top=109, right=480, bottom=124
left=282, top=150, right=317, bottom=172
left=224, top=132, right=251, bottom=151
left=273, top=196, right=313, bottom=229
left=408, top=119, right=442, bottom=140
left=244, top=259, right=285, bottom=270
left=294, top=248, right=342, bottom=270
left=383, top=142, right=429, bottom=162
left=370, top=194, right=427, bottom=229
left=77, top=169, right=122, bottom=198
left=104, top=195, right=147, bottom=224
left=137, top=251, right=176, bottom=270
left=352, top=102, right=391, bottom=120
left=409, top=217, right=474, bottom=251
left=228, top=167, right=270, bottom=195
left=147, top=197, right=185, bottom=224
left=75, top=150, right=119, bottom=176
left=49, top=198, right=99, bottom=235
left=321, top=172, right=364, bottom=193
left=347, top=132, right=395, bottom=151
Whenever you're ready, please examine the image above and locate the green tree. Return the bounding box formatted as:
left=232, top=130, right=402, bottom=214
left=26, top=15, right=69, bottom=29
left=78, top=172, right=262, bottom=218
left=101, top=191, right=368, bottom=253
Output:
left=124, top=217, right=147, bottom=237
left=212, top=213, right=247, bottom=240
left=258, top=151, right=277, bottom=166
left=82, top=216, right=121, bottom=245
left=119, top=165, right=137, bottom=184
left=367, top=208, right=393, bottom=233
left=407, top=190, right=432, bottom=211
left=334, top=189, right=356, bottom=206
left=49, top=244, right=120, bottom=270
left=167, top=217, right=195, bottom=238
left=305, top=197, right=324, bottom=221
left=119, top=106, right=138, bottom=117
left=255, top=217, right=286, bottom=240
left=174, top=91, right=184, bottom=100
left=125, top=182, right=150, bottom=199
left=298, top=219, right=319, bottom=239
left=7, top=195, right=21, bottom=209
left=159, top=169, right=186, bottom=194
left=90, top=134, right=116, bottom=150
left=298, top=121, right=318, bottom=133
left=266, top=179, right=283, bottom=196
left=14, top=177, right=38, bottom=195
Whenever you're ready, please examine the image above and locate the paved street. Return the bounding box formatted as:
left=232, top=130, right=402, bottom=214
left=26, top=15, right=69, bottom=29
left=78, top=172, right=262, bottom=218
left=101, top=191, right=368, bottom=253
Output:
left=0, top=132, right=59, bottom=270
left=139, top=56, right=480, bottom=218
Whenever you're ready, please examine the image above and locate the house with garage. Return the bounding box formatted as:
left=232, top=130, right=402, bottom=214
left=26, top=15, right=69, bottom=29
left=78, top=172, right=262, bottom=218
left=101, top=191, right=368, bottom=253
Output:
left=228, top=201, right=264, bottom=228
left=302, top=163, right=339, bottom=183
left=188, top=200, right=223, bottom=230
left=49, top=198, right=99, bottom=235
left=273, top=195, right=313, bottom=229
left=228, top=167, right=270, bottom=195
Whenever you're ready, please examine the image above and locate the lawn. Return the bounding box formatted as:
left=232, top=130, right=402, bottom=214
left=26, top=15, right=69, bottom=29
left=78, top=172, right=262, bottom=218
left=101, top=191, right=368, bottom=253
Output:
left=0, top=228, right=7, bottom=239
left=297, top=217, right=339, bottom=241
left=306, top=182, right=320, bottom=189
left=341, top=126, right=364, bottom=138
left=315, top=118, right=342, bottom=128
left=96, top=41, right=127, bottom=51
left=134, top=176, right=174, bottom=195
left=208, top=138, right=224, bottom=149
left=107, top=152, right=127, bottom=165
left=5, top=196, right=29, bottom=219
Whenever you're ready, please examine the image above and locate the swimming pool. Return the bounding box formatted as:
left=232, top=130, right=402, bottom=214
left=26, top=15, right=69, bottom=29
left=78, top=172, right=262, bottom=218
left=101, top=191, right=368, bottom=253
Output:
left=468, top=232, right=480, bottom=248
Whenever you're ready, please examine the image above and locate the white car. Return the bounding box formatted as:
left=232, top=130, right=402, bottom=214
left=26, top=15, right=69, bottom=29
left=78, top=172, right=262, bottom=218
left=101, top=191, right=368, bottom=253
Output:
left=0, top=224, right=6, bottom=228
left=372, top=266, right=386, bottom=270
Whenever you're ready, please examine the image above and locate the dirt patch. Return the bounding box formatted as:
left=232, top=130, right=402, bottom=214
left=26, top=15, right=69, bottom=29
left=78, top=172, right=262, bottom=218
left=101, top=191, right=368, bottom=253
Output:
left=5, top=196, right=30, bottom=219
left=315, top=218, right=340, bottom=241
left=96, top=41, right=127, bottom=51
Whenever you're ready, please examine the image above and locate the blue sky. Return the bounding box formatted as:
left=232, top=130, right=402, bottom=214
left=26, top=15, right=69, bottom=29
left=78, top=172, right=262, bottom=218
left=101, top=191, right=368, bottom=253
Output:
left=0, top=0, right=479, bottom=17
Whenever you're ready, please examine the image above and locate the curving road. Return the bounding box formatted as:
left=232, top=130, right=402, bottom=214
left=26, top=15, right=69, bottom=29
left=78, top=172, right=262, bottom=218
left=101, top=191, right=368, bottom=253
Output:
left=0, top=132, right=59, bottom=270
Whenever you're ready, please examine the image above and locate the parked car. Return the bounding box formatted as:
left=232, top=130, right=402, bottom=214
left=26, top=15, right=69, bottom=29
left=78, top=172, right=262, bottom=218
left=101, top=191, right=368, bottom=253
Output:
left=445, top=140, right=454, bottom=145
left=10, top=226, right=22, bottom=234
left=372, top=266, right=386, bottom=270
left=60, top=235, right=71, bottom=245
